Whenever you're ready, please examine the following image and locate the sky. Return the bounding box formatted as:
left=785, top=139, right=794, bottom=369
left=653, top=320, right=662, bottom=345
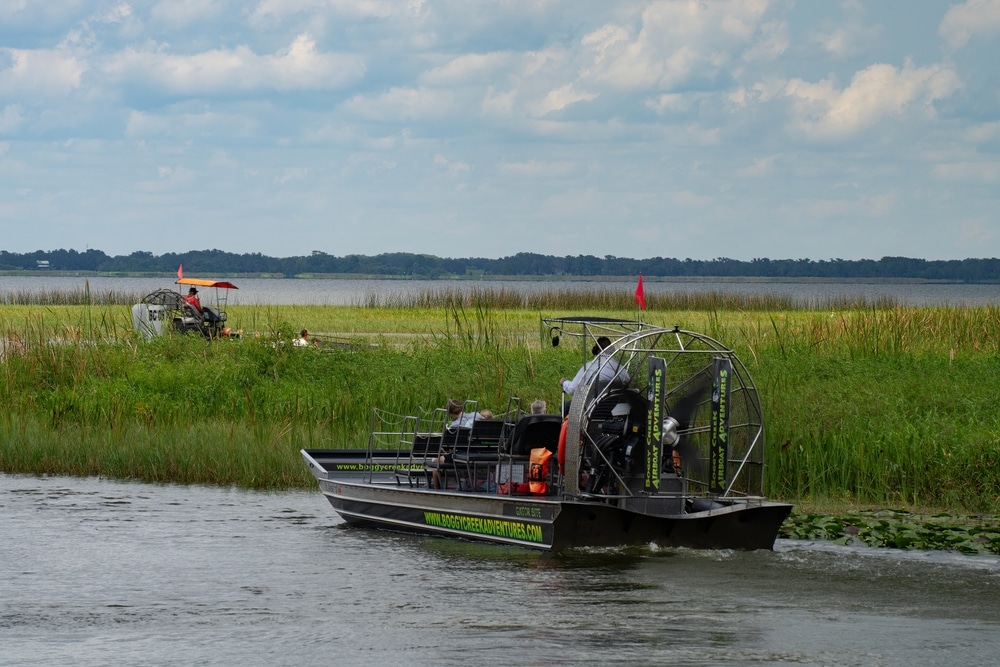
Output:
left=1, top=1, right=999, bottom=261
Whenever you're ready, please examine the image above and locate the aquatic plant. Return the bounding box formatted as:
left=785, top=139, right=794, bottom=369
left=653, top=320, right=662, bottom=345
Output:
left=782, top=509, right=1000, bottom=555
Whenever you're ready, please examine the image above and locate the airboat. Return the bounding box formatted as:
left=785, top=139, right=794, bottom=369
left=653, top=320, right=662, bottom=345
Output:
left=131, top=272, right=237, bottom=340
left=302, top=317, right=792, bottom=551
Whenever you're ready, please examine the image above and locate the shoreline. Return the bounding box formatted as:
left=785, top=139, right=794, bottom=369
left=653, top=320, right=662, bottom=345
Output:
left=0, top=271, right=991, bottom=285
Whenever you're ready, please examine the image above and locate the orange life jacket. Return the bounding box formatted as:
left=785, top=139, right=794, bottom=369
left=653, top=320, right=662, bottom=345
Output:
left=529, top=447, right=553, bottom=495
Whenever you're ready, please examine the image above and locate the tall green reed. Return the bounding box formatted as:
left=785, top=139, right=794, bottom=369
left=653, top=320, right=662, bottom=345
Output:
left=4, top=300, right=1000, bottom=510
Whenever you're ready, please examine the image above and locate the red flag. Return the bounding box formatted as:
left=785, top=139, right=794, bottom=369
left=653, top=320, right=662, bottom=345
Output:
left=635, top=273, right=646, bottom=310
left=177, top=264, right=183, bottom=280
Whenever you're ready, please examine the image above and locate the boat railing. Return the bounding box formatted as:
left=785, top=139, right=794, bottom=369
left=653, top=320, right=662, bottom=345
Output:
left=391, top=406, right=446, bottom=487
left=452, top=418, right=511, bottom=491
left=340, top=408, right=419, bottom=484
left=495, top=413, right=563, bottom=496
left=422, top=426, right=469, bottom=489
left=365, top=399, right=566, bottom=494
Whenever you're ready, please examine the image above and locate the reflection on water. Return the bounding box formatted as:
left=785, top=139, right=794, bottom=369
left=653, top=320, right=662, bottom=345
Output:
left=2, top=473, right=999, bottom=666
left=1, top=275, right=999, bottom=307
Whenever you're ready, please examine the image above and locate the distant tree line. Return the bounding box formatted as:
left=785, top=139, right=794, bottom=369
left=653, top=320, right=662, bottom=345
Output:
left=2, top=248, right=999, bottom=282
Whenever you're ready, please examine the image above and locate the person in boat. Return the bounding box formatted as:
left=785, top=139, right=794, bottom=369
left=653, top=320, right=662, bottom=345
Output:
left=183, top=287, right=203, bottom=314
left=559, top=336, right=630, bottom=397
left=530, top=399, right=547, bottom=414
left=432, top=399, right=484, bottom=489
left=293, top=329, right=310, bottom=347
left=446, top=398, right=482, bottom=428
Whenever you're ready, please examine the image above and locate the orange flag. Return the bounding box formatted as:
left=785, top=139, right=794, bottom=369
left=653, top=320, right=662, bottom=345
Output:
left=635, top=273, right=646, bottom=310
left=177, top=264, right=183, bottom=280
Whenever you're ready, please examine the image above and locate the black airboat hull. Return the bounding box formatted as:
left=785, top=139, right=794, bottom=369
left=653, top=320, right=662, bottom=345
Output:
left=303, top=449, right=792, bottom=551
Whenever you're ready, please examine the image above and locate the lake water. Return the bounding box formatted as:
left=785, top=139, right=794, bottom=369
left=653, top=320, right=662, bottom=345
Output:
left=1, top=275, right=998, bottom=307
left=3, top=473, right=999, bottom=666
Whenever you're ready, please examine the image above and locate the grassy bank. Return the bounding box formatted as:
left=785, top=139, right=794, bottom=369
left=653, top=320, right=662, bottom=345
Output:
left=3, top=299, right=1000, bottom=519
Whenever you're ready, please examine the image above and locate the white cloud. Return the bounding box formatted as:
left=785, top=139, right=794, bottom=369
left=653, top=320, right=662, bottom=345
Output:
left=783, top=60, right=962, bottom=140
left=965, top=121, right=1000, bottom=143
left=0, top=47, right=87, bottom=96
left=814, top=23, right=882, bottom=58
left=420, top=52, right=511, bottom=86
left=137, top=164, right=197, bottom=191
left=807, top=198, right=855, bottom=217
left=645, top=92, right=690, bottom=114
left=811, top=1, right=882, bottom=58
left=934, top=161, right=1000, bottom=183
left=125, top=109, right=259, bottom=139
left=340, top=86, right=457, bottom=121
left=530, top=83, right=596, bottom=117
left=0, top=104, right=24, bottom=133
left=433, top=153, right=469, bottom=173
left=957, top=218, right=994, bottom=247
left=276, top=166, right=308, bottom=183
left=578, top=0, right=772, bottom=91
left=580, top=23, right=630, bottom=67
left=500, top=159, right=574, bottom=177
left=742, top=20, right=788, bottom=62
left=102, top=34, right=365, bottom=94
left=0, top=1, right=29, bottom=19
left=728, top=77, right=785, bottom=107
left=672, top=190, right=713, bottom=208
left=683, top=124, right=721, bottom=146
left=863, top=192, right=895, bottom=216
left=151, top=0, right=222, bottom=27
left=251, top=0, right=396, bottom=23
left=209, top=149, right=239, bottom=169
left=95, top=2, right=133, bottom=23
left=940, top=0, right=1000, bottom=49
left=737, top=155, right=779, bottom=177
left=481, top=86, right=516, bottom=116
left=522, top=48, right=564, bottom=77
left=537, top=187, right=608, bottom=220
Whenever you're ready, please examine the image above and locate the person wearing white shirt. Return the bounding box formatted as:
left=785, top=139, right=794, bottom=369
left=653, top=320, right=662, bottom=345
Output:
left=559, top=336, right=630, bottom=397
left=446, top=399, right=482, bottom=428
left=432, top=399, right=484, bottom=489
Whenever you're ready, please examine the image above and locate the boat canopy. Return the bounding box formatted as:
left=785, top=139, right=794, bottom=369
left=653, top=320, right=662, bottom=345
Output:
left=175, top=278, right=238, bottom=289
left=543, top=316, right=645, bottom=326
left=541, top=315, right=651, bottom=353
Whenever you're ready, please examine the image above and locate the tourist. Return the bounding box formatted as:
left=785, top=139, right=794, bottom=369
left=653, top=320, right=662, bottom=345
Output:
left=446, top=398, right=482, bottom=428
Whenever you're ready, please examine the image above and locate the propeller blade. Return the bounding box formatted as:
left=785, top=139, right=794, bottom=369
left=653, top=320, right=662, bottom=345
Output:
left=666, top=373, right=711, bottom=477
left=669, top=376, right=709, bottom=427
left=673, top=437, right=706, bottom=478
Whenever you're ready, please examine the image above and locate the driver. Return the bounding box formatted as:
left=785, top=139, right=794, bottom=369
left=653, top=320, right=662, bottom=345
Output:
left=559, top=336, right=630, bottom=397
left=183, top=287, right=203, bottom=314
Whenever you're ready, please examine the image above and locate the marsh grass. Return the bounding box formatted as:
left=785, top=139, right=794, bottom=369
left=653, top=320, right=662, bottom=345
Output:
left=358, top=285, right=892, bottom=311
left=0, top=282, right=908, bottom=311
left=0, top=285, right=144, bottom=306
left=0, top=303, right=570, bottom=489
left=752, top=306, right=1000, bottom=512
left=2, top=299, right=1000, bottom=514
